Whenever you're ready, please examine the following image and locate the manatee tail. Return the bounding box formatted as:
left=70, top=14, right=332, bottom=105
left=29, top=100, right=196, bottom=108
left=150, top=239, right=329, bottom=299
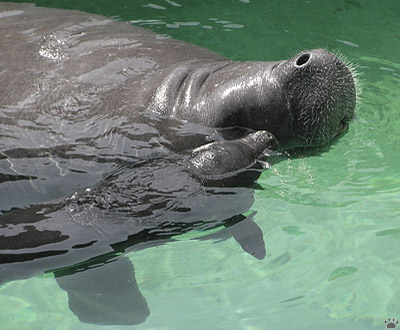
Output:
left=55, top=256, right=149, bottom=325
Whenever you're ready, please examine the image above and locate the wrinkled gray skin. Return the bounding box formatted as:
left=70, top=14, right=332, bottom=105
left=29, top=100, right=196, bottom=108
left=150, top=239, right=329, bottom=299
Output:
left=0, top=3, right=356, bottom=326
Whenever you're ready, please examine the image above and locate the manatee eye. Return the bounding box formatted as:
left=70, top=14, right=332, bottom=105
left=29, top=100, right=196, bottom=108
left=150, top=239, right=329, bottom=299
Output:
left=296, top=53, right=311, bottom=67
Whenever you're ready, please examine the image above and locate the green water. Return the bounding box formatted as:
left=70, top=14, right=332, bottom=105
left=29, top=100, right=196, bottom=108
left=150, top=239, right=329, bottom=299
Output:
left=1, top=0, right=400, bottom=329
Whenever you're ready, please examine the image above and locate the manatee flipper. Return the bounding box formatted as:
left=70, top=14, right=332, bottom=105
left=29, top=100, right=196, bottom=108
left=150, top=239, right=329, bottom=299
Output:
left=196, top=213, right=266, bottom=260
left=226, top=214, right=266, bottom=260
left=55, top=256, right=149, bottom=325
left=188, top=130, right=277, bottom=185
left=187, top=132, right=272, bottom=258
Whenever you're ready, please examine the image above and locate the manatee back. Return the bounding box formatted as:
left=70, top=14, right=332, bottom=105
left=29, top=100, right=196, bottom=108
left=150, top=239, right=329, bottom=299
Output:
left=0, top=3, right=225, bottom=106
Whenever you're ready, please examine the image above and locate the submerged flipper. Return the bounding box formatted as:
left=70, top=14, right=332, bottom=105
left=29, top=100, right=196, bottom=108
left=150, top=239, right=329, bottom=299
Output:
left=197, top=213, right=266, bottom=260
left=55, top=256, right=149, bottom=325
left=226, top=215, right=266, bottom=260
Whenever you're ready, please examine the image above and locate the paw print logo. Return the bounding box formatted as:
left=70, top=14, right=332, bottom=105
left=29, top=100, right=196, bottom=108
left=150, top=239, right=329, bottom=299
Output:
left=385, top=318, right=399, bottom=329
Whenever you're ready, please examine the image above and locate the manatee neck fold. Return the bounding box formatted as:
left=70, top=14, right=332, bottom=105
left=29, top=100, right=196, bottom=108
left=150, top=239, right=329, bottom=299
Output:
left=146, top=60, right=232, bottom=117
left=146, top=60, right=282, bottom=129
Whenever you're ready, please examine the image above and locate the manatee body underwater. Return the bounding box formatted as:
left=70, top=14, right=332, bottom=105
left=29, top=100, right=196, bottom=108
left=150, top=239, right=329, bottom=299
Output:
left=0, top=2, right=357, bottom=325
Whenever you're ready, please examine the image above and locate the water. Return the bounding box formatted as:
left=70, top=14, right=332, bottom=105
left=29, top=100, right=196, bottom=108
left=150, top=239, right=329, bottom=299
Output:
left=1, top=0, right=400, bottom=329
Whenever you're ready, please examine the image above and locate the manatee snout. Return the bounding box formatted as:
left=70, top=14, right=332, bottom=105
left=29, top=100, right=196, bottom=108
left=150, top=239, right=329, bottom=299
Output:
left=279, top=48, right=357, bottom=148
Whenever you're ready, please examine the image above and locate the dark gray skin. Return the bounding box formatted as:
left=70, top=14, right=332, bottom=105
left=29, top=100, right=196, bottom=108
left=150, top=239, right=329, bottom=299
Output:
left=0, top=3, right=357, bottom=326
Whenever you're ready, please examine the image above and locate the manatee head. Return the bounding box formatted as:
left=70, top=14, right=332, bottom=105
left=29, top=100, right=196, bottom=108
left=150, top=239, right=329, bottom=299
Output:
left=272, top=48, right=357, bottom=149
left=148, top=48, right=357, bottom=150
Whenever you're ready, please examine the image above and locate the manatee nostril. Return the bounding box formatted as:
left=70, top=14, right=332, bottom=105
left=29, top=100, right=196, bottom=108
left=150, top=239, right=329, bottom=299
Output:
left=296, top=53, right=310, bottom=66
left=338, top=119, right=348, bottom=132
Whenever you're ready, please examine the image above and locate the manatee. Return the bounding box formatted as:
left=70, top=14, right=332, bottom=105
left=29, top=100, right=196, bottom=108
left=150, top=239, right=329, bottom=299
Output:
left=0, top=2, right=356, bottom=325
